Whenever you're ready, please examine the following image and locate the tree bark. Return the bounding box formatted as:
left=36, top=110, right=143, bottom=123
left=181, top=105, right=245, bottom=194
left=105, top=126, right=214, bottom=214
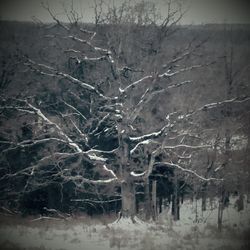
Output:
left=218, top=200, right=223, bottom=232
left=201, top=183, right=207, bottom=211
left=144, top=178, right=151, bottom=220
left=172, top=175, right=180, bottom=221
left=159, top=196, right=163, bottom=214
left=218, top=189, right=227, bottom=232
left=121, top=178, right=136, bottom=219
left=152, top=180, right=157, bottom=221
left=236, top=194, right=244, bottom=212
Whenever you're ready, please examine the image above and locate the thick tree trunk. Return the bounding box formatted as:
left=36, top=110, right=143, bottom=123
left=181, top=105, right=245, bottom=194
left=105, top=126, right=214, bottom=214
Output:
left=121, top=178, right=136, bottom=219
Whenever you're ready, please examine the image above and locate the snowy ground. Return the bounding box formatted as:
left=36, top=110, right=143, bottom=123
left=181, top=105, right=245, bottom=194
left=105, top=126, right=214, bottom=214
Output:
left=0, top=197, right=250, bottom=250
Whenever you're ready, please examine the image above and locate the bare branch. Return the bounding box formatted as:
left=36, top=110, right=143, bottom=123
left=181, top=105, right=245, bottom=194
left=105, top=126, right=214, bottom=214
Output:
left=41, top=2, right=69, bottom=31
left=154, top=162, right=223, bottom=182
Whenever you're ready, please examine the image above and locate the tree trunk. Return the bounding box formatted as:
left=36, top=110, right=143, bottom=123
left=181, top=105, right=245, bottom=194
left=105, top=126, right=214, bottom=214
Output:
left=172, top=176, right=180, bottom=221
left=152, top=180, right=157, bottom=221
left=121, top=178, right=136, bottom=219
left=218, top=200, right=224, bottom=232
left=159, top=197, right=163, bottom=214
left=236, top=194, right=244, bottom=212
left=201, top=183, right=207, bottom=211
left=144, top=178, right=151, bottom=220
left=218, top=189, right=226, bottom=232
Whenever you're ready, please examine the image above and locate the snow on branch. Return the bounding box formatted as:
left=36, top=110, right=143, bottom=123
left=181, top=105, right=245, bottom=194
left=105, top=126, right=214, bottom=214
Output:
left=130, top=139, right=158, bottom=154
left=25, top=59, right=94, bottom=91
left=159, top=63, right=213, bottom=78
left=185, top=96, right=250, bottom=118
left=129, top=125, right=168, bottom=142
left=71, top=198, right=121, bottom=203
left=69, top=119, right=88, bottom=142
left=163, top=144, right=211, bottom=150
left=80, top=29, right=96, bottom=41
left=25, top=102, right=83, bottom=153
left=162, top=38, right=211, bottom=70
left=90, top=114, right=110, bottom=135
left=86, top=148, right=118, bottom=155
left=25, top=59, right=110, bottom=99
left=129, top=80, right=192, bottom=123
left=119, top=62, right=200, bottom=94
left=68, top=175, right=118, bottom=184
left=103, top=164, right=117, bottom=179
left=1, top=138, right=68, bottom=154
left=119, top=75, right=152, bottom=93
left=197, top=96, right=250, bottom=112
left=154, top=162, right=223, bottom=182
left=130, top=171, right=146, bottom=177
left=67, top=35, right=114, bottom=63
left=62, top=100, right=87, bottom=121
left=3, top=101, right=109, bottom=163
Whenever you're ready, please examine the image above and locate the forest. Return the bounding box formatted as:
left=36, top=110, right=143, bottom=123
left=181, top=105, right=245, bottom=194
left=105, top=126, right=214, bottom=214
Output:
left=0, top=1, right=250, bottom=249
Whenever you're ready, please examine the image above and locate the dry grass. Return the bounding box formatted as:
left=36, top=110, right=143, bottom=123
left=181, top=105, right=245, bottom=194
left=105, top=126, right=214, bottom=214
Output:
left=0, top=212, right=116, bottom=229
left=0, top=208, right=250, bottom=250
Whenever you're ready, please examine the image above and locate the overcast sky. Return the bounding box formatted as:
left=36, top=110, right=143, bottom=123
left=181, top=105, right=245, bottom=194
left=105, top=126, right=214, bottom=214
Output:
left=0, top=0, right=250, bottom=24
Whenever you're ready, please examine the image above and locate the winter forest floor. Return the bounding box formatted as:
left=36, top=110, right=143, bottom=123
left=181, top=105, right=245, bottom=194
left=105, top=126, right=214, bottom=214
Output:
left=0, top=197, right=250, bottom=250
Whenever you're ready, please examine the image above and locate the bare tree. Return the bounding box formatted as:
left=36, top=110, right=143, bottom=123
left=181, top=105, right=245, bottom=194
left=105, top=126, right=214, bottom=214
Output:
left=0, top=0, right=249, bottom=221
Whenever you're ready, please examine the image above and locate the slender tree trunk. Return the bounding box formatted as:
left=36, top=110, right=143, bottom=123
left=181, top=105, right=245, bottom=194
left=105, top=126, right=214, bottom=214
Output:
left=195, top=195, right=198, bottom=223
left=218, top=126, right=231, bottom=231
left=144, top=154, right=156, bottom=220
left=218, top=188, right=226, bottom=232
left=218, top=200, right=223, bottom=232
left=144, top=178, right=151, bottom=220
left=152, top=180, right=157, bottom=221
left=201, top=183, right=207, bottom=211
left=159, top=196, right=162, bottom=214
left=172, top=176, right=180, bottom=220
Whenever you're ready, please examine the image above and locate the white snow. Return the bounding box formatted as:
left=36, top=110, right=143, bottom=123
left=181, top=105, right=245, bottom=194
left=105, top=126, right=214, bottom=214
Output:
left=130, top=171, right=146, bottom=177
left=88, top=154, right=107, bottom=162
left=0, top=197, right=249, bottom=250
left=130, top=139, right=155, bottom=154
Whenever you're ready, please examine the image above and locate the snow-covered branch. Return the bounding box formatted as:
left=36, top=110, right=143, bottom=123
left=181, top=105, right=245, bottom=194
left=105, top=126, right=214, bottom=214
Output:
left=130, top=171, right=147, bottom=177
left=25, top=59, right=110, bottom=99
left=184, top=96, right=250, bottom=118
left=25, top=59, right=94, bottom=91
left=119, top=75, right=152, bottom=93
left=154, top=162, right=223, bottom=182
left=159, top=63, right=214, bottom=78
left=103, top=164, right=117, bottom=179
left=119, top=62, right=199, bottom=94
left=1, top=101, right=108, bottom=163
left=1, top=138, right=68, bottom=153
left=129, top=125, right=168, bottom=142
left=26, top=102, right=83, bottom=153
left=67, top=175, right=118, bottom=184
left=62, top=101, right=87, bottom=121
left=163, top=144, right=211, bottom=150
left=130, top=139, right=158, bottom=154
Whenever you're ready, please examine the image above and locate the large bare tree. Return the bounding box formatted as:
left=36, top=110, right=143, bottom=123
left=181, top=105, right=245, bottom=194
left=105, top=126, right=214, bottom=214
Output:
left=0, top=0, right=249, bottom=221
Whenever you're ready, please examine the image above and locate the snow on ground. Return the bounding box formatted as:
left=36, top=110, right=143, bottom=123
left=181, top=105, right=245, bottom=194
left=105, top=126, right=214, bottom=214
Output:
left=0, top=197, right=250, bottom=250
